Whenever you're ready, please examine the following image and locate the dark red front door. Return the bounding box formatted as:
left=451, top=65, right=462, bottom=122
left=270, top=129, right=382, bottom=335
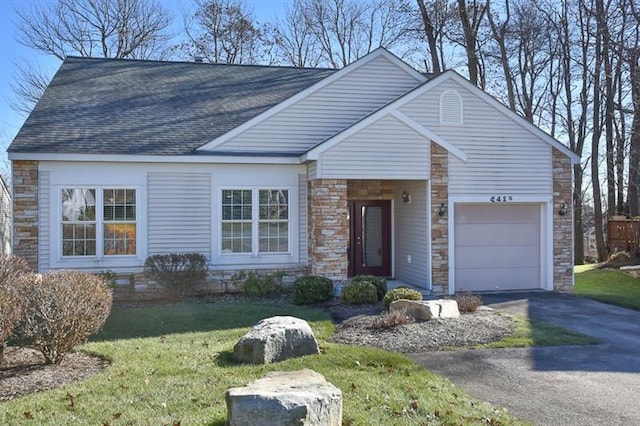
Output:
left=348, top=200, right=391, bottom=277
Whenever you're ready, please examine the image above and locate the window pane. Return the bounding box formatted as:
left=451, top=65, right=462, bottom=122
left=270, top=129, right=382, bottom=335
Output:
left=222, top=190, right=252, bottom=220
left=62, top=223, right=96, bottom=256
left=221, top=222, right=252, bottom=253
left=259, top=190, right=288, bottom=220
left=104, top=223, right=136, bottom=255
left=259, top=222, right=288, bottom=253
left=62, top=189, right=96, bottom=221
left=103, top=188, right=136, bottom=256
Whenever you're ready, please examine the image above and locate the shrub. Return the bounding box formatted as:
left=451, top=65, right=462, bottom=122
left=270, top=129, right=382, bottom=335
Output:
left=12, top=271, right=112, bottom=364
left=293, top=276, right=334, bottom=305
left=455, top=292, right=482, bottom=313
left=0, top=255, right=30, bottom=285
left=371, top=309, right=415, bottom=329
left=351, top=275, right=387, bottom=301
left=383, top=287, right=423, bottom=311
left=143, top=253, right=208, bottom=297
left=232, top=271, right=285, bottom=298
left=0, top=256, right=29, bottom=363
left=0, top=286, right=21, bottom=363
left=342, top=280, right=377, bottom=305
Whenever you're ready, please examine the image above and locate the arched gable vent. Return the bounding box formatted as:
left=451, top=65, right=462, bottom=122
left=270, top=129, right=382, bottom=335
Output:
left=439, top=89, right=463, bottom=125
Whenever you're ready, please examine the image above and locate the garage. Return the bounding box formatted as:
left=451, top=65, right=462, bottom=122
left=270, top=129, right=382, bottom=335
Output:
left=454, top=203, right=541, bottom=291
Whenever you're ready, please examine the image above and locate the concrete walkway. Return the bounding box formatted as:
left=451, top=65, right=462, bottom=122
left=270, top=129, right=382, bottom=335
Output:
left=409, top=293, right=640, bottom=426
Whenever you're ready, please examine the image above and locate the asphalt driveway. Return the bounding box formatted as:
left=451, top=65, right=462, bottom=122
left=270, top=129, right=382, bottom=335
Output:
left=409, top=292, right=640, bottom=426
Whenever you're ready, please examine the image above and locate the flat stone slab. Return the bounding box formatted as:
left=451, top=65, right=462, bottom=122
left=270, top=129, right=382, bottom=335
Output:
left=390, top=299, right=460, bottom=320
left=234, top=316, right=320, bottom=364
left=226, top=369, right=343, bottom=426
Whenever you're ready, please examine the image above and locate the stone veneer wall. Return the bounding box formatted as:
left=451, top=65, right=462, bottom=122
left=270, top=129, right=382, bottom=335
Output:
left=553, top=148, right=574, bottom=291
left=347, top=180, right=394, bottom=200
left=109, top=266, right=308, bottom=301
left=12, top=160, right=39, bottom=270
left=430, top=143, right=449, bottom=294
left=308, top=179, right=348, bottom=281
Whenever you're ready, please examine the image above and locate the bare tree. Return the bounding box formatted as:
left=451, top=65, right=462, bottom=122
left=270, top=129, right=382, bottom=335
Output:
left=591, top=0, right=606, bottom=261
left=486, top=0, right=516, bottom=109
left=274, top=0, right=322, bottom=67
left=16, top=0, right=173, bottom=60
left=9, top=60, right=52, bottom=116
left=12, top=0, right=173, bottom=115
left=627, top=0, right=640, bottom=216
left=295, top=0, right=409, bottom=68
left=415, top=0, right=452, bottom=73
left=183, top=0, right=273, bottom=64
left=450, top=0, right=487, bottom=86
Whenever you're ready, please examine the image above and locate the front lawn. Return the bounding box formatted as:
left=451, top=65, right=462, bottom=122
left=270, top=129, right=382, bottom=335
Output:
left=0, top=300, right=525, bottom=425
left=575, top=268, right=640, bottom=310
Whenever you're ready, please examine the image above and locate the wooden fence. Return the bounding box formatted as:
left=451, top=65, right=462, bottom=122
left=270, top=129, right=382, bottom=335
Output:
left=607, top=217, right=640, bottom=254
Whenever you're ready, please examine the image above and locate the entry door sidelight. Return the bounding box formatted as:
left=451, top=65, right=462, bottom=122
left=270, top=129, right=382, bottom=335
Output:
left=348, top=200, right=391, bottom=277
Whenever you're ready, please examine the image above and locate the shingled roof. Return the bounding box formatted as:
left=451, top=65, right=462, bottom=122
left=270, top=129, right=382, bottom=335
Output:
left=8, top=57, right=335, bottom=155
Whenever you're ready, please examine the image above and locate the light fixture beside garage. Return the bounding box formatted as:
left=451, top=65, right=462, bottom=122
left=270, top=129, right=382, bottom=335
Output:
left=558, top=203, right=568, bottom=216
left=402, top=190, right=411, bottom=204
left=438, top=203, right=447, bottom=216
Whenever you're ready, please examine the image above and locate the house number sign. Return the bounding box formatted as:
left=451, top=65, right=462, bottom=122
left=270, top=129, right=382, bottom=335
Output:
left=490, top=195, right=513, bottom=203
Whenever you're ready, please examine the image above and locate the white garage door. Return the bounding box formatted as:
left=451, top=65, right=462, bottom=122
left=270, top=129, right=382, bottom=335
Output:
left=454, top=204, right=541, bottom=291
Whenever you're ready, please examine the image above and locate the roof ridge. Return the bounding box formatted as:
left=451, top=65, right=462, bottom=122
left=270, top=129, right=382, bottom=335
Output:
left=63, top=55, right=336, bottom=72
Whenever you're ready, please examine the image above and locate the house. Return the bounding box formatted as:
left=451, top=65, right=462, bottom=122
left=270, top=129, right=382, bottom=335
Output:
left=0, top=175, right=10, bottom=256
left=7, top=48, right=579, bottom=295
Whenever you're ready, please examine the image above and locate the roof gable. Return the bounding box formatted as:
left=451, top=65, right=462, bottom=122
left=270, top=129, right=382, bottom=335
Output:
left=304, top=70, right=579, bottom=164
left=197, top=48, right=427, bottom=154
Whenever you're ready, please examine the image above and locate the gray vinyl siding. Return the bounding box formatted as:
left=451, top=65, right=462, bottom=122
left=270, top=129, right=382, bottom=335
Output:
left=38, top=171, right=50, bottom=269
left=216, top=56, right=422, bottom=153
left=298, top=173, right=308, bottom=264
left=393, top=181, right=428, bottom=288
left=307, top=161, right=317, bottom=180
left=318, top=114, right=430, bottom=179
left=0, top=178, right=10, bottom=256
left=147, top=172, right=211, bottom=257
left=399, top=79, right=553, bottom=196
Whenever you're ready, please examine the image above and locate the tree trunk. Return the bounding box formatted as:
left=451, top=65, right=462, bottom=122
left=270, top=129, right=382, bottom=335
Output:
left=629, top=52, right=640, bottom=216
left=416, top=0, right=442, bottom=73
left=592, top=0, right=606, bottom=261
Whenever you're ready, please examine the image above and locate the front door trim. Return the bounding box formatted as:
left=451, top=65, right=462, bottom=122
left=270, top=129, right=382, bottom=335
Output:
left=348, top=200, right=392, bottom=277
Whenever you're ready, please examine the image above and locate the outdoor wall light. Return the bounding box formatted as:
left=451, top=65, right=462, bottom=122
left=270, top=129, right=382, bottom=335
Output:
left=402, top=190, right=411, bottom=204
left=438, top=203, right=447, bottom=216
left=558, top=203, right=568, bottom=216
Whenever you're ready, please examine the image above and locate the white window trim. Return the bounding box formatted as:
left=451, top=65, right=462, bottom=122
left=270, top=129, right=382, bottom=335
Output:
left=214, top=186, right=299, bottom=265
left=51, top=185, right=147, bottom=269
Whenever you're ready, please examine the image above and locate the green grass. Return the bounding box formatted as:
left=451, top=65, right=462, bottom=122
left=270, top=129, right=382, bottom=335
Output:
left=1, top=300, right=526, bottom=425
left=575, top=268, right=640, bottom=310
left=477, top=315, right=598, bottom=349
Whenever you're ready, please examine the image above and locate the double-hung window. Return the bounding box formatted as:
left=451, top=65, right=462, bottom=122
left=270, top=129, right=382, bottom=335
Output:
left=61, top=188, right=137, bottom=257
left=221, top=188, right=289, bottom=255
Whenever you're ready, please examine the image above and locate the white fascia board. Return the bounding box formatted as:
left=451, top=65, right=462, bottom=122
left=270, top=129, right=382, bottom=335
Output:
left=390, top=110, right=468, bottom=162
left=443, top=71, right=581, bottom=164
left=197, top=48, right=427, bottom=152
left=7, top=152, right=302, bottom=165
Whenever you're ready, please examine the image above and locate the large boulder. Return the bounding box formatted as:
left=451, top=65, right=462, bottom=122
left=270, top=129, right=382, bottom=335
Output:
left=390, top=299, right=460, bottom=320
left=226, top=369, right=343, bottom=426
left=234, top=316, right=320, bottom=364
